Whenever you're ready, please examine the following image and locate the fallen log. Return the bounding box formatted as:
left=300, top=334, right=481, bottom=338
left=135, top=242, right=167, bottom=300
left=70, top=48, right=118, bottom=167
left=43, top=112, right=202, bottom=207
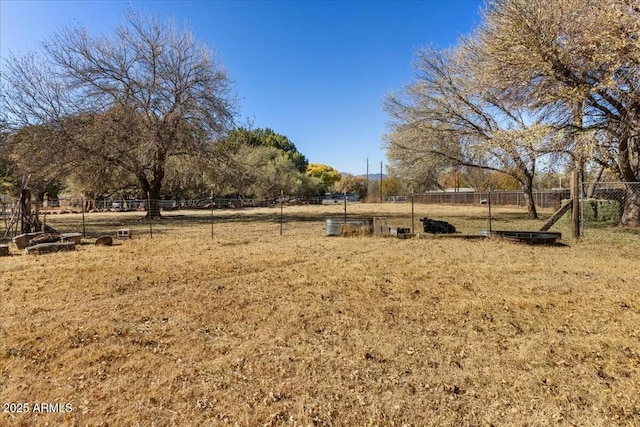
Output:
left=24, top=242, right=75, bottom=255
left=29, top=232, right=61, bottom=246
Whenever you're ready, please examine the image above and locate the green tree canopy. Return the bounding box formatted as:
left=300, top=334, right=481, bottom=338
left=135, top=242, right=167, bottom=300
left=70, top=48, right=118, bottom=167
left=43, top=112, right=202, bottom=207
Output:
left=306, top=163, right=341, bottom=191
left=219, top=127, right=308, bottom=172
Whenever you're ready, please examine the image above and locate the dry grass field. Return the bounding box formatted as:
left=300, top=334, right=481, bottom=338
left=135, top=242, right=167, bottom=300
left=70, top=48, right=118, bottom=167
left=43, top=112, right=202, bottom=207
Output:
left=2, top=203, right=640, bottom=426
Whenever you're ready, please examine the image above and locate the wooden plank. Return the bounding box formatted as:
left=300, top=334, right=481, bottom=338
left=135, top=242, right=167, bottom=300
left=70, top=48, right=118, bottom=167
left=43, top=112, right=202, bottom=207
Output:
left=539, top=199, right=573, bottom=231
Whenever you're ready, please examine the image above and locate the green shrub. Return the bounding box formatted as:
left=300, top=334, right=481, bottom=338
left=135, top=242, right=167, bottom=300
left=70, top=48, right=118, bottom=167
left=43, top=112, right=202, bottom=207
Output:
left=560, top=198, right=621, bottom=224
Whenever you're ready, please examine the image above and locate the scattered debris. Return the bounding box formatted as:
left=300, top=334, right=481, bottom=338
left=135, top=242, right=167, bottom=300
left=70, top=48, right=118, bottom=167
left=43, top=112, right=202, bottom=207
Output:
left=13, top=232, right=43, bottom=250
left=373, top=217, right=415, bottom=238
left=390, top=226, right=413, bottom=238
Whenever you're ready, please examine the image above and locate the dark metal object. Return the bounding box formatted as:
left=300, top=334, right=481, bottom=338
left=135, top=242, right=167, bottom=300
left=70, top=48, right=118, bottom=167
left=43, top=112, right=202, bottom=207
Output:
left=480, top=230, right=562, bottom=244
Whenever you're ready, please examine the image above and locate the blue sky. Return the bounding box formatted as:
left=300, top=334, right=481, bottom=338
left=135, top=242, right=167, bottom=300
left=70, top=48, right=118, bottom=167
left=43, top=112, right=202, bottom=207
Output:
left=0, top=0, right=484, bottom=175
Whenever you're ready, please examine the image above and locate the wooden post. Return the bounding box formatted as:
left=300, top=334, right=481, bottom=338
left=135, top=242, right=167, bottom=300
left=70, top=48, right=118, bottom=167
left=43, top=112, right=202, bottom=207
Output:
left=147, top=191, right=153, bottom=238
left=343, top=190, right=347, bottom=224
left=211, top=192, right=215, bottom=240
left=81, top=196, right=86, bottom=237
left=411, top=188, right=415, bottom=234
left=571, top=170, right=581, bottom=238
left=488, top=188, right=493, bottom=233
left=35, top=198, right=40, bottom=231
left=379, top=161, right=383, bottom=203
left=20, top=189, right=31, bottom=234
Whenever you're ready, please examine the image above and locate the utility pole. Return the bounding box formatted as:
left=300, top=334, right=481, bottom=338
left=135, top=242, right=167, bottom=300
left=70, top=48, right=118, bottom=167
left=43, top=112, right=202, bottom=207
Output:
left=380, top=161, right=383, bottom=203
left=366, top=157, right=369, bottom=199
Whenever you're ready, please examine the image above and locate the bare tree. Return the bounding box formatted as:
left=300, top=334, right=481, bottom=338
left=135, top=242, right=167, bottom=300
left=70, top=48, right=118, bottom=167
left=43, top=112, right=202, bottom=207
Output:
left=384, top=46, right=556, bottom=219
left=477, top=0, right=640, bottom=225
left=1, top=12, right=236, bottom=217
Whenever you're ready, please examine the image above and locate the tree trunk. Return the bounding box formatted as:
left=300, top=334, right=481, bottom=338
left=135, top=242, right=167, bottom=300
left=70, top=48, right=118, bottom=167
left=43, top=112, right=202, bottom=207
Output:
left=20, top=189, right=31, bottom=234
left=617, top=127, right=640, bottom=227
left=586, top=165, right=605, bottom=199
left=523, top=175, right=538, bottom=220
left=147, top=184, right=162, bottom=219
left=621, top=183, right=640, bottom=227
left=138, top=171, right=164, bottom=219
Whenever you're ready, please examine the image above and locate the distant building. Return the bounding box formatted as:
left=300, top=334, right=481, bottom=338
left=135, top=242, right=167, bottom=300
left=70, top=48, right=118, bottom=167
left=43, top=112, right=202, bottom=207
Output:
left=322, top=192, right=359, bottom=204
left=426, top=187, right=476, bottom=193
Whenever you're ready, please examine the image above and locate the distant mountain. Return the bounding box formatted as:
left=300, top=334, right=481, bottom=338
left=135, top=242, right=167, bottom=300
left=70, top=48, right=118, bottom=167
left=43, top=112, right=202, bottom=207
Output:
left=355, top=173, right=387, bottom=181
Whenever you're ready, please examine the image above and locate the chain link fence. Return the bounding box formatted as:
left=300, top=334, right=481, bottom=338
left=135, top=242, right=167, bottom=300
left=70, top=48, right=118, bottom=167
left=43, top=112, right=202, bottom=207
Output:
left=579, top=182, right=640, bottom=240
left=411, top=189, right=570, bottom=209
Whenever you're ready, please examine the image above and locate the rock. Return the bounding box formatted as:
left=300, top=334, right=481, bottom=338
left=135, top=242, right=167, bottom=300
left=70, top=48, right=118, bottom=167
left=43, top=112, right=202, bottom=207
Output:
left=95, top=235, right=113, bottom=246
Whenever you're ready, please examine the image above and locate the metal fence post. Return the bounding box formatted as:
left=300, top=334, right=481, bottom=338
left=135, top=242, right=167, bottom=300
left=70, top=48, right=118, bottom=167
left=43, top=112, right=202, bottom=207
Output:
left=147, top=191, right=153, bottom=238
left=280, top=190, right=284, bottom=236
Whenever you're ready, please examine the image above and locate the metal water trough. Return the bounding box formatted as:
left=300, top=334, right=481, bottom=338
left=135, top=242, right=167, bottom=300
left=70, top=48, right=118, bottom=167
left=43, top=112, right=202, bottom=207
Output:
left=326, top=218, right=373, bottom=236
left=480, top=230, right=562, bottom=244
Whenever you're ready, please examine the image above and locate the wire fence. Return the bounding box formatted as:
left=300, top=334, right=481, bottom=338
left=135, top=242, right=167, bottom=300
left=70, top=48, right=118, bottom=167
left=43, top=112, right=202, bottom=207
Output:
left=2, top=184, right=640, bottom=242
left=411, top=189, right=570, bottom=209
left=0, top=195, right=361, bottom=239
left=578, top=182, right=640, bottom=239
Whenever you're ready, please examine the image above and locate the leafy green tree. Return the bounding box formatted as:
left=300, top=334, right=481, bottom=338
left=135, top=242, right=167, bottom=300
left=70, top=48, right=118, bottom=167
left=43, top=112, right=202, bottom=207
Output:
left=381, top=177, right=406, bottom=197
left=161, top=156, right=211, bottom=200
left=334, top=174, right=368, bottom=199
left=0, top=131, right=16, bottom=195
left=220, top=127, right=308, bottom=172
left=211, top=145, right=311, bottom=200
left=306, top=163, right=341, bottom=191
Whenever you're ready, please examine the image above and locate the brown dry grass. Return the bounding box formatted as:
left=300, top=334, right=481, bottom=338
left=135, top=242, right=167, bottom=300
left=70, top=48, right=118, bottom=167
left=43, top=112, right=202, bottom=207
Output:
left=2, top=203, right=640, bottom=426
